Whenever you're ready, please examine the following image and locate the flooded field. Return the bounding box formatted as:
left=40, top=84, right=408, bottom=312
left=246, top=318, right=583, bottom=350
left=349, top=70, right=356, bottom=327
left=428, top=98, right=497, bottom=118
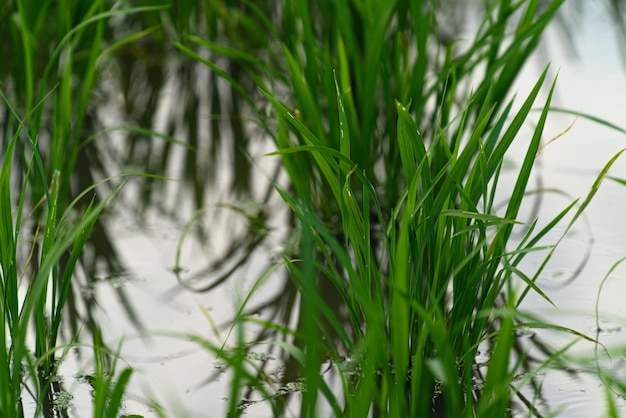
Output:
left=4, top=1, right=626, bottom=417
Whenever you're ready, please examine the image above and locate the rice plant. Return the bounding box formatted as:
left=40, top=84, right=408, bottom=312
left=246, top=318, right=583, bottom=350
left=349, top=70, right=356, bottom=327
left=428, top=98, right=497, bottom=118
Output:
left=172, top=0, right=605, bottom=416
left=0, top=92, right=129, bottom=417
left=0, top=1, right=149, bottom=414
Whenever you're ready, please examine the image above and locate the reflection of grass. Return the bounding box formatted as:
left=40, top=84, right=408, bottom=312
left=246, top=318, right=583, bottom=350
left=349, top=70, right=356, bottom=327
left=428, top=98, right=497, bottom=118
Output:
left=2, top=0, right=626, bottom=417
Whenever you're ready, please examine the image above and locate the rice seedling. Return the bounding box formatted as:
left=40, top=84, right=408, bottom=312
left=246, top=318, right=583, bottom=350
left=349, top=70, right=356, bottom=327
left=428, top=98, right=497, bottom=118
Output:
left=0, top=91, right=129, bottom=417
left=174, top=0, right=616, bottom=416
left=0, top=1, right=161, bottom=415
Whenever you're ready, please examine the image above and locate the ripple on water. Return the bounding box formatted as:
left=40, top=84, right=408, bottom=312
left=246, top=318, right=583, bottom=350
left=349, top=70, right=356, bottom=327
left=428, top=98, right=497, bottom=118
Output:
left=515, top=367, right=626, bottom=418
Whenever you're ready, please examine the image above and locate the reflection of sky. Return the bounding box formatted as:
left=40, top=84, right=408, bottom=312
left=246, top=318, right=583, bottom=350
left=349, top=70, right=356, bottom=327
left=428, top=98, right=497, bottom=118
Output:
left=508, top=3, right=626, bottom=418
left=518, top=9, right=626, bottom=311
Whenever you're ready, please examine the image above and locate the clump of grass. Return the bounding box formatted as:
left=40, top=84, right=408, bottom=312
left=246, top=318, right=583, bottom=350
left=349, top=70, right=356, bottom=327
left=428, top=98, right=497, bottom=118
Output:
left=0, top=0, right=180, bottom=417
left=0, top=1, right=155, bottom=413
left=0, top=92, right=129, bottom=416
left=173, top=0, right=611, bottom=416
left=261, top=70, right=560, bottom=418
left=0, top=0, right=193, bottom=415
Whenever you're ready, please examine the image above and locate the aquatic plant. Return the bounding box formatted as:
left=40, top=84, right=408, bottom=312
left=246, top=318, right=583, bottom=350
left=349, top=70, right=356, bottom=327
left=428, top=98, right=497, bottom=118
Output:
left=0, top=1, right=155, bottom=414
left=0, top=92, right=128, bottom=416
left=174, top=0, right=606, bottom=416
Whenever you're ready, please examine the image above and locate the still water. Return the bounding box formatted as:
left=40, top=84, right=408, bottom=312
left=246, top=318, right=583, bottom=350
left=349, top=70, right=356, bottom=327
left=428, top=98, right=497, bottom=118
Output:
left=45, top=3, right=626, bottom=418
left=502, top=4, right=626, bottom=417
